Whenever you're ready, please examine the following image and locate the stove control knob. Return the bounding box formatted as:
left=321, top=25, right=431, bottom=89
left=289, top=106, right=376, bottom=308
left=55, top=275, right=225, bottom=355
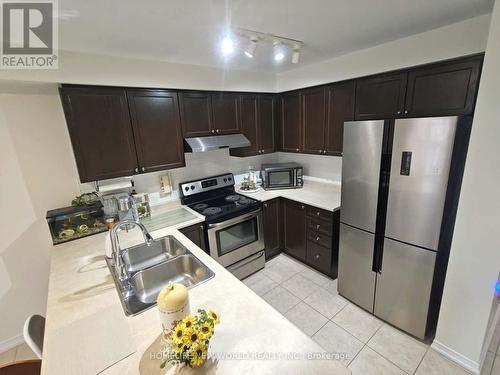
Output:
left=228, top=177, right=232, bottom=181
left=190, top=185, right=195, bottom=190
left=184, top=186, right=189, bottom=192
left=223, top=178, right=227, bottom=182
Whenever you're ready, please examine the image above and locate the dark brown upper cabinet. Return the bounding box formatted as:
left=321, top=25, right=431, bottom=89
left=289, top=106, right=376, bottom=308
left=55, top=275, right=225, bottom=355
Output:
left=230, top=94, right=259, bottom=156
left=301, top=87, right=327, bottom=155
left=325, top=81, right=355, bottom=155
left=60, top=86, right=138, bottom=183
left=404, top=57, right=482, bottom=117
left=127, top=89, right=185, bottom=173
left=263, top=198, right=282, bottom=260
left=258, top=95, right=276, bottom=154
left=281, top=92, right=302, bottom=152
left=355, top=72, right=408, bottom=120
left=283, top=199, right=307, bottom=261
left=230, top=94, right=275, bottom=157
left=212, top=92, right=240, bottom=134
left=179, top=92, right=214, bottom=137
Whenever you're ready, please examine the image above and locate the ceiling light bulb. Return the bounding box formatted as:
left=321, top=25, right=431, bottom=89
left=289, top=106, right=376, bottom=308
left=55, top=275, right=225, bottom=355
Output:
left=244, top=37, right=258, bottom=58
left=273, top=42, right=286, bottom=62
left=291, top=47, right=300, bottom=64
left=221, top=36, right=234, bottom=57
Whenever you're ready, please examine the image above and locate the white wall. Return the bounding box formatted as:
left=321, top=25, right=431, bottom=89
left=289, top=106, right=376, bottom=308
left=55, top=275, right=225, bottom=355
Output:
left=277, top=14, right=491, bottom=92
left=277, top=153, right=342, bottom=182
left=432, top=2, right=500, bottom=374
left=0, top=50, right=277, bottom=93
left=0, top=84, right=80, bottom=349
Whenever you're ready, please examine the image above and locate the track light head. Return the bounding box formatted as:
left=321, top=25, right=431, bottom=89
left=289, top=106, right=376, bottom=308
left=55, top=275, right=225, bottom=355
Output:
left=291, top=45, right=301, bottom=64
left=273, top=41, right=286, bottom=62
left=221, top=35, right=234, bottom=57
left=244, top=36, right=258, bottom=58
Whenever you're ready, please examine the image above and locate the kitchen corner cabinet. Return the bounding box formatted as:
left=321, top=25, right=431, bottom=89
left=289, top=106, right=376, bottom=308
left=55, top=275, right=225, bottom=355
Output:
left=355, top=72, right=408, bottom=120
left=280, top=92, right=302, bottom=152
left=60, top=86, right=138, bottom=183
left=283, top=199, right=307, bottom=261
left=263, top=198, right=282, bottom=260
left=325, top=81, right=355, bottom=155
left=179, top=223, right=207, bottom=251
left=127, top=89, right=185, bottom=173
left=230, top=94, right=276, bottom=157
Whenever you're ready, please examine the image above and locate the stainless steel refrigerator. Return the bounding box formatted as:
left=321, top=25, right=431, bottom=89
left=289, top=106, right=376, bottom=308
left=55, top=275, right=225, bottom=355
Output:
left=338, top=116, right=470, bottom=339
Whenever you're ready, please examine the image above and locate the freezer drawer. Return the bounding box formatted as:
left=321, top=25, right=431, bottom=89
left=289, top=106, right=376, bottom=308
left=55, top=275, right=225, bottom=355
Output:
left=374, top=238, right=436, bottom=339
left=338, top=223, right=376, bottom=312
left=341, top=120, right=385, bottom=232
left=385, top=117, right=457, bottom=250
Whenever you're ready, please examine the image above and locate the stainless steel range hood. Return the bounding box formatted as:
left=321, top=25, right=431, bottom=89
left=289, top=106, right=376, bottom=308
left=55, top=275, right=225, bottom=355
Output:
left=184, top=134, right=250, bottom=152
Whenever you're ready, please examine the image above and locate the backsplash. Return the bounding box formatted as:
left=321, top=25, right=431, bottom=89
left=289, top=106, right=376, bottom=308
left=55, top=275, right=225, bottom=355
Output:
left=80, top=150, right=342, bottom=196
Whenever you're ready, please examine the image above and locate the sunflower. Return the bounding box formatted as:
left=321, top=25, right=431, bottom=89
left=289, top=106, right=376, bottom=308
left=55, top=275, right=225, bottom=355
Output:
left=190, top=342, right=207, bottom=367
left=208, top=309, right=220, bottom=325
left=172, top=323, right=187, bottom=344
left=199, top=322, right=213, bottom=340
left=172, top=340, right=187, bottom=354
left=182, top=315, right=198, bottom=330
left=184, top=327, right=201, bottom=346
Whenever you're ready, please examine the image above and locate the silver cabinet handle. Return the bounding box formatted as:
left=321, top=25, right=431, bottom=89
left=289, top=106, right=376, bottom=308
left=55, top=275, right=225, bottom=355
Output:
left=264, top=203, right=268, bottom=208
left=316, top=224, right=320, bottom=229
left=301, top=205, right=305, bottom=209
left=134, top=168, right=138, bottom=173
left=211, top=129, right=215, bottom=133
left=261, top=149, right=265, bottom=153
left=316, top=212, right=320, bottom=216
left=323, top=150, right=327, bottom=154
left=296, top=148, right=299, bottom=152
left=315, top=254, right=320, bottom=260
left=216, top=129, right=220, bottom=133
left=397, top=110, right=401, bottom=115
left=316, top=236, right=320, bottom=241
left=141, top=167, right=145, bottom=172
left=404, top=110, right=409, bottom=115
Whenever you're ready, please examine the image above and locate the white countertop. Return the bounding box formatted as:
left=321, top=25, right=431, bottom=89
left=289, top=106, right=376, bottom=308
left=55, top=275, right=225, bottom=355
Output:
left=238, top=178, right=341, bottom=212
left=42, top=200, right=349, bottom=375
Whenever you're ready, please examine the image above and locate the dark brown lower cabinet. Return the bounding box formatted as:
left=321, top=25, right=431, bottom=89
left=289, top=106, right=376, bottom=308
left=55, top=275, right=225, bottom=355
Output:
left=263, top=198, right=282, bottom=259
left=179, top=223, right=206, bottom=252
left=283, top=199, right=307, bottom=261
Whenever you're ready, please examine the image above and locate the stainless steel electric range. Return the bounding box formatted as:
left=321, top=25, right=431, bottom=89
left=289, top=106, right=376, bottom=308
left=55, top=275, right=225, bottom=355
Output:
left=179, top=173, right=265, bottom=279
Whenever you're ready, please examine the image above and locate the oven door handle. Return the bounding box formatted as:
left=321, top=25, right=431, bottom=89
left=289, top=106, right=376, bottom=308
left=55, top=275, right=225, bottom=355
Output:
left=208, top=209, right=262, bottom=229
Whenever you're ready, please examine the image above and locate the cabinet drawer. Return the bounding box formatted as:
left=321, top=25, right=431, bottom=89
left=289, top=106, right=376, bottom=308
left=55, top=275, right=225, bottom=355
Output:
left=307, top=241, right=332, bottom=274
left=308, top=231, right=332, bottom=248
left=307, top=217, right=333, bottom=236
left=307, top=206, right=333, bottom=221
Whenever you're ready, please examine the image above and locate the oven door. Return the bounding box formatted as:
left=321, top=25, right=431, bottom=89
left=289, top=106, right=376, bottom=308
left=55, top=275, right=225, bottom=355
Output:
left=207, top=209, right=265, bottom=267
left=265, top=169, right=295, bottom=189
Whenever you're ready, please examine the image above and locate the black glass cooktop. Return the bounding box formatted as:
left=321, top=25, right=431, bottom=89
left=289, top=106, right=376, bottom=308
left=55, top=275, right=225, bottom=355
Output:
left=188, top=193, right=261, bottom=223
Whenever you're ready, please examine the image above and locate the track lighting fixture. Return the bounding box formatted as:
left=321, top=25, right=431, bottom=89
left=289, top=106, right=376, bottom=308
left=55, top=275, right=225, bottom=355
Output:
left=273, top=42, right=286, bottom=62
left=291, top=45, right=301, bottom=64
left=221, top=35, right=234, bottom=57
left=244, top=36, right=258, bottom=58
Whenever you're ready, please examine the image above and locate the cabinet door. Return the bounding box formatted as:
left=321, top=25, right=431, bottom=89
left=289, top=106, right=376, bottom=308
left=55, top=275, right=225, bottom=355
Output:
left=281, top=92, right=302, bottom=152
left=263, top=198, right=281, bottom=259
left=355, top=72, right=407, bottom=120
left=127, top=89, right=185, bottom=173
left=60, top=86, right=138, bottom=183
left=283, top=199, right=307, bottom=261
left=258, top=95, right=275, bottom=154
left=179, top=92, right=213, bottom=137
left=212, top=92, right=240, bottom=134
left=404, top=58, right=482, bottom=117
left=325, top=81, right=355, bottom=155
left=179, top=223, right=206, bottom=251
left=230, top=95, right=259, bottom=157
left=301, top=87, right=326, bottom=154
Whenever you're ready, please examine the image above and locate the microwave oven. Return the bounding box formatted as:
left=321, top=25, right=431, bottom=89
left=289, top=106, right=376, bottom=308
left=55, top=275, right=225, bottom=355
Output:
left=261, top=163, right=303, bottom=190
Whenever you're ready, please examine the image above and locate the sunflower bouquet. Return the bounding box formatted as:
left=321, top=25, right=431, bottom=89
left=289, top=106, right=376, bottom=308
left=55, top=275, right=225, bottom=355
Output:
left=160, top=308, right=220, bottom=369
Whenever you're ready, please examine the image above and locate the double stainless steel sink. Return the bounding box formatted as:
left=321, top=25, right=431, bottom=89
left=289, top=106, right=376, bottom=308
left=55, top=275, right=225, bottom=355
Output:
left=106, top=235, right=214, bottom=316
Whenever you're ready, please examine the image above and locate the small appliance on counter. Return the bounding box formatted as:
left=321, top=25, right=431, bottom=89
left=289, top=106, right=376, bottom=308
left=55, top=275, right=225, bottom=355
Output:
left=179, top=173, right=265, bottom=279
left=261, top=162, right=303, bottom=190
left=46, top=203, right=107, bottom=245
left=238, top=166, right=261, bottom=193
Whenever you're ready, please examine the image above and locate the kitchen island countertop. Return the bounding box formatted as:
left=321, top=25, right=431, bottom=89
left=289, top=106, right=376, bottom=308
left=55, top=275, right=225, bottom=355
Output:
left=41, top=201, right=349, bottom=375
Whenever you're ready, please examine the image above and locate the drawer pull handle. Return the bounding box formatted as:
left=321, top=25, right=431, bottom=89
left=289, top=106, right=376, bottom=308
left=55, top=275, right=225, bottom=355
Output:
left=315, top=254, right=320, bottom=259
left=316, top=212, right=320, bottom=216
left=301, top=205, right=305, bottom=209
left=316, top=236, right=320, bottom=241
left=316, top=224, right=320, bottom=229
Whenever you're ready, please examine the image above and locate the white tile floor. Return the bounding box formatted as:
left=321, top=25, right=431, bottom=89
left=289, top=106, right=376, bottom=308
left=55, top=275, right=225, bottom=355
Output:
left=244, top=253, right=477, bottom=375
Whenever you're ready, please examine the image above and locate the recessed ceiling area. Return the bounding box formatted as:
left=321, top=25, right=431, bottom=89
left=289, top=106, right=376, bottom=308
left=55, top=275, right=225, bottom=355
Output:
left=58, top=0, right=494, bottom=72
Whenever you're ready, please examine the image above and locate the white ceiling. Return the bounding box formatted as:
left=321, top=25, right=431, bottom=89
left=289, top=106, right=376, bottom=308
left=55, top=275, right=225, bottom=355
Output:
left=58, top=0, right=493, bottom=72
